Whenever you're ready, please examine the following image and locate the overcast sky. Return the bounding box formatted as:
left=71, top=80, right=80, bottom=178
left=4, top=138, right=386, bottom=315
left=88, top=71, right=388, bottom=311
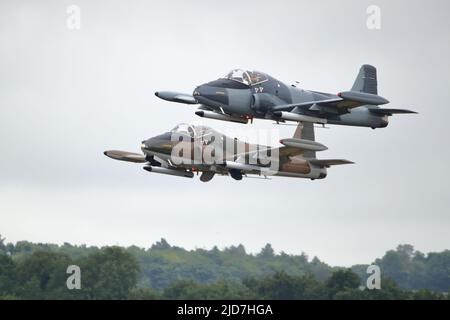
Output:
left=1, top=0, right=449, bottom=266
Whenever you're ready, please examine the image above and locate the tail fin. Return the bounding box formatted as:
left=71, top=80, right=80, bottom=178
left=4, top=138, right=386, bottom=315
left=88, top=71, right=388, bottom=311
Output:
left=351, top=64, right=378, bottom=95
left=292, top=123, right=353, bottom=168
left=293, top=122, right=316, bottom=158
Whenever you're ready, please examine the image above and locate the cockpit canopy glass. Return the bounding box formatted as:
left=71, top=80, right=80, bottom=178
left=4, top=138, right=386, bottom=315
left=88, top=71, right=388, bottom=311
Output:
left=222, top=69, right=268, bottom=86
left=170, top=123, right=213, bottom=139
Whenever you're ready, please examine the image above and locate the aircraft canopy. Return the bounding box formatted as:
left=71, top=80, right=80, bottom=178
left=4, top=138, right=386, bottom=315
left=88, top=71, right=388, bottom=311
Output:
left=170, top=123, right=213, bottom=139
left=223, top=69, right=268, bottom=86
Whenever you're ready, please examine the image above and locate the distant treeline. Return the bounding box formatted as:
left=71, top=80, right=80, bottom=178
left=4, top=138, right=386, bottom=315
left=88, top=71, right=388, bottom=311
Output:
left=0, top=235, right=449, bottom=300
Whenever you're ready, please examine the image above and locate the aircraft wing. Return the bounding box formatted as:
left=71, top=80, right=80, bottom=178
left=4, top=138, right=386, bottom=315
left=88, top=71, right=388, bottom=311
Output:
left=231, top=143, right=321, bottom=164
left=104, top=150, right=146, bottom=163
left=271, top=91, right=390, bottom=113
left=220, top=152, right=353, bottom=176
left=270, top=98, right=344, bottom=112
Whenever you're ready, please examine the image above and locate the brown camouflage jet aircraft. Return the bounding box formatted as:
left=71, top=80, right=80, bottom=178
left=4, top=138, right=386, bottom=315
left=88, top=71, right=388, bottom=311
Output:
left=104, top=122, right=353, bottom=182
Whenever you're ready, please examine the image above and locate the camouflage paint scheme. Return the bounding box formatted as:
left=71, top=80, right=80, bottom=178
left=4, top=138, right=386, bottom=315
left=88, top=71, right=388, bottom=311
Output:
left=104, top=122, right=352, bottom=182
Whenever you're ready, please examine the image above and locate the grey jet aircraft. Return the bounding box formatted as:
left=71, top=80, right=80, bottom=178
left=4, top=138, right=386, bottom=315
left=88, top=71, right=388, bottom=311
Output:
left=155, top=65, right=416, bottom=128
left=104, top=122, right=352, bottom=182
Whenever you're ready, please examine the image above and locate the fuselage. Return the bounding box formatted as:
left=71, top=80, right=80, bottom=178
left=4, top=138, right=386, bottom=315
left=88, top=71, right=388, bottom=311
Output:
left=140, top=124, right=327, bottom=179
left=193, top=69, right=389, bottom=128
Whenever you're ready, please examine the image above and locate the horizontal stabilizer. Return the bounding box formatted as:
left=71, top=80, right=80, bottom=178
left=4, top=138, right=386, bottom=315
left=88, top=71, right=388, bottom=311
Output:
left=280, top=138, right=327, bottom=151
left=370, top=108, right=417, bottom=116
left=338, top=91, right=389, bottom=105
left=309, top=159, right=354, bottom=168
left=104, top=150, right=146, bottom=163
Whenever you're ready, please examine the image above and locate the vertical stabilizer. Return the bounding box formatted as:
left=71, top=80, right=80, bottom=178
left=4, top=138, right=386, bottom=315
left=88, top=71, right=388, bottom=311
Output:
left=293, top=122, right=316, bottom=158
left=351, top=64, right=378, bottom=95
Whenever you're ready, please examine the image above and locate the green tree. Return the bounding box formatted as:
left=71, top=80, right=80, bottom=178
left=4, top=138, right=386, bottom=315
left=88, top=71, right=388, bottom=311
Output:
left=0, top=253, right=16, bottom=296
left=16, top=251, right=75, bottom=299
left=423, top=251, right=450, bottom=292
left=0, top=234, right=6, bottom=253
left=258, top=244, right=275, bottom=259
left=326, top=269, right=360, bottom=299
left=243, top=272, right=327, bottom=299
left=78, top=246, right=140, bottom=299
left=151, top=238, right=171, bottom=250
left=412, top=289, right=446, bottom=300
left=163, top=279, right=251, bottom=299
left=128, top=287, right=161, bottom=300
left=334, top=278, right=409, bottom=300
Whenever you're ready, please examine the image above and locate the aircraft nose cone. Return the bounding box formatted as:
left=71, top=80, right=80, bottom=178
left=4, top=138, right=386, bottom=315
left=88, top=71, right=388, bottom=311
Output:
left=193, top=86, right=201, bottom=97
left=194, top=85, right=215, bottom=97
left=142, top=132, right=173, bottom=154
left=141, top=138, right=153, bottom=151
left=143, top=137, right=163, bottom=153
left=193, top=84, right=228, bottom=106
